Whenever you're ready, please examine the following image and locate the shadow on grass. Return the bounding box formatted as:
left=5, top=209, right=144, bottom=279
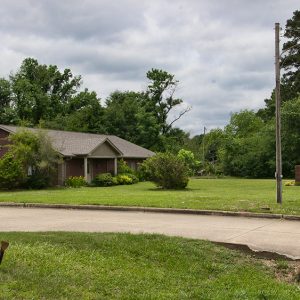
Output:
left=147, top=187, right=194, bottom=192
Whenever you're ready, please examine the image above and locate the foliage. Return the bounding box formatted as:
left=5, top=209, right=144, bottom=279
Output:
left=117, top=159, right=134, bottom=174
left=285, top=180, right=295, bottom=186
left=116, top=174, right=134, bottom=185
left=144, top=69, right=190, bottom=136
left=65, top=176, right=87, bottom=188
left=118, top=173, right=139, bottom=184
left=281, top=10, right=300, bottom=101
left=0, top=152, right=26, bottom=189
left=257, top=10, right=300, bottom=121
left=140, top=152, right=189, bottom=189
left=281, top=96, right=300, bottom=175
left=24, top=172, right=52, bottom=189
left=126, top=173, right=139, bottom=184
left=8, top=129, right=61, bottom=188
left=177, top=149, right=200, bottom=175
left=92, top=173, right=117, bottom=187
left=0, top=59, right=190, bottom=152
left=221, top=111, right=275, bottom=178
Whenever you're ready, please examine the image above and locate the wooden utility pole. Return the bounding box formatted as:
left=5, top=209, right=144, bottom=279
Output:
left=202, top=126, right=206, bottom=165
left=275, top=22, right=282, bottom=204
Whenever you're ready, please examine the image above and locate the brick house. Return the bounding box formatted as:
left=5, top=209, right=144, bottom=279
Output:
left=0, top=125, right=154, bottom=185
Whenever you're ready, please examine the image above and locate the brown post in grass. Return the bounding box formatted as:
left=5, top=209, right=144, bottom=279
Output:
left=295, top=165, right=300, bottom=185
left=275, top=22, right=282, bottom=204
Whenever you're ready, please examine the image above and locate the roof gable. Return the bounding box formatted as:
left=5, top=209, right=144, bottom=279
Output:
left=89, top=139, right=122, bottom=157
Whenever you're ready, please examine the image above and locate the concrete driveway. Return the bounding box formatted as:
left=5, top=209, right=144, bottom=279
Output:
left=0, top=207, right=299, bottom=259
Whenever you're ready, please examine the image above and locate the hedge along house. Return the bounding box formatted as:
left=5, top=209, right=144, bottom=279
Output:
left=0, top=125, right=154, bottom=185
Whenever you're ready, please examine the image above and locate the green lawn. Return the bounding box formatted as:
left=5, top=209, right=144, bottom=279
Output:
left=0, top=178, right=299, bottom=215
left=0, top=232, right=299, bottom=299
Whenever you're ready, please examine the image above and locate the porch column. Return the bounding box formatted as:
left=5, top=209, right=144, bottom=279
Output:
left=84, top=157, right=88, bottom=181
left=114, top=158, right=118, bottom=176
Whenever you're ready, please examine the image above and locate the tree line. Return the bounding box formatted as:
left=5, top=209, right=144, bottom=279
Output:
left=0, top=60, right=190, bottom=152
left=0, top=10, right=299, bottom=179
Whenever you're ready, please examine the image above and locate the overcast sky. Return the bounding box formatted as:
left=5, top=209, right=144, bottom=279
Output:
left=0, top=0, right=299, bottom=135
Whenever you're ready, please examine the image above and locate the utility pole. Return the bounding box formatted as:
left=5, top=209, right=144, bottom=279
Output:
left=275, top=22, right=282, bottom=204
left=202, top=126, right=206, bottom=165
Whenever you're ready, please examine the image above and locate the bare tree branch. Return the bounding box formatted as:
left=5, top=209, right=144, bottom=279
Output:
left=166, top=106, right=191, bottom=132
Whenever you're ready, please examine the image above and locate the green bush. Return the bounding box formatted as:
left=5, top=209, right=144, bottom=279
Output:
left=0, top=152, right=26, bottom=189
left=121, top=173, right=139, bottom=184
left=140, top=152, right=189, bottom=189
left=24, top=172, right=51, bottom=189
left=65, top=176, right=87, bottom=188
left=93, top=173, right=117, bottom=187
left=117, top=159, right=134, bottom=174
left=116, top=174, right=133, bottom=185
left=177, top=149, right=200, bottom=176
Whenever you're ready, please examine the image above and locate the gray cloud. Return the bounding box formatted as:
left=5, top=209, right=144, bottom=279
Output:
left=0, top=0, right=299, bottom=135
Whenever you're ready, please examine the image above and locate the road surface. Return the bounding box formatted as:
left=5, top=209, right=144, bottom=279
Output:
left=0, top=207, right=299, bottom=259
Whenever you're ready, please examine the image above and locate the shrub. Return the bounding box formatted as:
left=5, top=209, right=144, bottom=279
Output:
left=0, top=152, right=26, bottom=189
left=285, top=180, right=295, bottom=186
left=177, top=149, right=200, bottom=176
left=140, top=152, right=189, bottom=189
left=24, top=172, right=51, bottom=189
left=65, top=176, right=87, bottom=188
left=116, top=174, right=133, bottom=185
left=117, top=159, right=134, bottom=174
left=121, top=173, right=139, bottom=184
left=93, top=173, right=117, bottom=187
left=9, top=129, right=61, bottom=188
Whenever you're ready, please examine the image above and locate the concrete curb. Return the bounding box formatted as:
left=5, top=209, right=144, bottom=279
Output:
left=0, top=202, right=299, bottom=221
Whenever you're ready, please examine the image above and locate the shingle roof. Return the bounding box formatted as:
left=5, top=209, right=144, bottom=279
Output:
left=0, top=125, right=155, bottom=158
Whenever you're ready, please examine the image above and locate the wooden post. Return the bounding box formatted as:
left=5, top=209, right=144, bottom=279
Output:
left=295, top=165, right=300, bottom=184
left=275, top=23, right=282, bottom=204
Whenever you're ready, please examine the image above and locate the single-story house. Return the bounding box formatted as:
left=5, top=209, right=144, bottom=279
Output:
left=0, top=124, right=155, bottom=184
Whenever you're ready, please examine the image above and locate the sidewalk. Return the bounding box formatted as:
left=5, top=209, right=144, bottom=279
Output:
left=0, top=206, right=299, bottom=260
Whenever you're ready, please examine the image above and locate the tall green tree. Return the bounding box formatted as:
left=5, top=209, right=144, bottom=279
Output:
left=10, top=58, right=82, bottom=125
left=0, top=78, right=18, bottom=124
left=281, top=96, right=300, bottom=176
left=257, top=10, right=300, bottom=121
left=220, top=110, right=274, bottom=178
left=144, top=69, right=190, bottom=135
left=281, top=10, right=300, bottom=100
left=104, top=91, right=161, bottom=149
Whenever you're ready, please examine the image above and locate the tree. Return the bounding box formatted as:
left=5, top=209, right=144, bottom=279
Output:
left=281, top=96, right=300, bottom=176
left=257, top=10, right=300, bottom=121
left=8, top=58, right=81, bottom=125
left=177, top=149, right=200, bottom=175
left=281, top=10, right=300, bottom=100
left=45, top=89, right=105, bottom=133
left=0, top=78, right=18, bottom=124
left=144, top=69, right=190, bottom=135
left=8, top=129, right=61, bottom=188
left=220, top=110, right=274, bottom=178
left=0, top=152, right=26, bottom=189
left=103, top=90, right=161, bottom=149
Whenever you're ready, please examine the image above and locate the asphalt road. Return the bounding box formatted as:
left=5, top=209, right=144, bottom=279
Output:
left=0, top=207, right=299, bottom=259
